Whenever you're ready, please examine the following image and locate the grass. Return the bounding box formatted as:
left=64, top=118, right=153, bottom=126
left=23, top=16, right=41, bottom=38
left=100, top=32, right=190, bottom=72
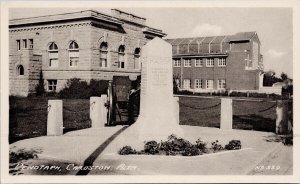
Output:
left=9, top=96, right=90, bottom=143
left=10, top=95, right=280, bottom=144
left=179, top=96, right=277, bottom=132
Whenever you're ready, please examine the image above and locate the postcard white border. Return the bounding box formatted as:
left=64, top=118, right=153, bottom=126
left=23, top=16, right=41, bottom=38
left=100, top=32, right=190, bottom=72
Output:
left=1, top=0, right=300, bottom=183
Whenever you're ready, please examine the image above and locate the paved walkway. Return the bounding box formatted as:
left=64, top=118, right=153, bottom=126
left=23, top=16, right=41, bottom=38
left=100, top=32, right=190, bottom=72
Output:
left=10, top=126, right=126, bottom=165
left=10, top=125, right=292, bottom=175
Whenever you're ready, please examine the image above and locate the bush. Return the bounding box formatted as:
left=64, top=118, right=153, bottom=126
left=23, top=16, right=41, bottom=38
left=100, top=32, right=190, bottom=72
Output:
left=225, top=140, right=242, bottom=150
left=59, top=78, right=90, bottom=99
left=182, top=145, right=201, bottom=156
left=118, top=146, right=137, bottom=155
left=160, top=134, right=193, bottom=153
left=35, top=70, right=45, bottom=96
left=10, top=148, right=40, bottom=163
left=144, top=141, right=159, bottom=155
left=58, top=78, right=109, bottom=99
left=211, top=140, right=224, bottom=152
left=89, top=79, right=109, bottom=96
left=195, top=138, right=207, bottom=152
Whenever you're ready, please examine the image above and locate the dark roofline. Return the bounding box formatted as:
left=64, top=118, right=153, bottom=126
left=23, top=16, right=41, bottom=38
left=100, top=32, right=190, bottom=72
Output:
left=165, top=31, right=259, bottom=45
left=9, top=9, right=166, bottom=36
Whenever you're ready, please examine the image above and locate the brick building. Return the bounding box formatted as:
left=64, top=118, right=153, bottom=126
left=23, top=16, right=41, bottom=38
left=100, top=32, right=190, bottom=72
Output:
left=9, top=9, right=166, bottom=96
left=165, top=32, right=264, bottom=92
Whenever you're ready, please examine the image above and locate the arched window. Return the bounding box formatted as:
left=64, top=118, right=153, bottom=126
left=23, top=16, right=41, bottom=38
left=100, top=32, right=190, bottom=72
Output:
left=17, top=65, right=24, bottom=76
left=68, top=41, right=79, bottom=67
left=118, top=45, right=125, bottom=69
left=48, top=42, right=58, bottom=67
left=134, top=48, right=141, bottom=69
left=100, top=42, right=108, bottom=68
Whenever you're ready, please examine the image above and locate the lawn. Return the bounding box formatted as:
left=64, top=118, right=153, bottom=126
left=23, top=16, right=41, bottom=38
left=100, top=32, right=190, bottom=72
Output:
left=9, top=96, right=90, bottom=143
left=179, top=96, right=277, bottom=132
left=9, top=95, right=279, bottom=144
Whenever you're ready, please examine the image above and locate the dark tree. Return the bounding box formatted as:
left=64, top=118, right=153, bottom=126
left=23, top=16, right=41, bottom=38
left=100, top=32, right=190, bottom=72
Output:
left=35, top=70, right=45, bottom=96
left=263, top=70, right=282, bottom=86
left=280, top=72, right=288, bottom=81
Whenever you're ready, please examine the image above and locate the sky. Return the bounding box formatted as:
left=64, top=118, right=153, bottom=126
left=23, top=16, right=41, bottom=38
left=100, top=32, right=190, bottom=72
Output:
left=9, top=8, right=293, bottom=78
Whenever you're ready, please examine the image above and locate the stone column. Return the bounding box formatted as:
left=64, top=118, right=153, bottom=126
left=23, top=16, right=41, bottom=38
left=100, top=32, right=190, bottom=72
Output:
left=276, top=100, right=289, bottom=134
left=259, top=72, right=264, bottom=89
left=173, top=97, right=180, bottom=124
left=100, top=95, right=108, bottom=126
left=90, top=97, right=102, bottom=128
left=220, top=98, right=233, bottom=130
left=47, top=100, right=63, bottom=136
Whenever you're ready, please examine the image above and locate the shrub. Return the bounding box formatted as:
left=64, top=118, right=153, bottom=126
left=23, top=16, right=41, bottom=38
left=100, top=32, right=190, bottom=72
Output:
left=10, top=148, right=40, bottom=163
left=211, top=140, right=224, bottom=152
left=59, top=78, right=90, bottom=99
left=182, top=145, right=201, bottom=156
left=89, top=79, right=109, bottom=97
left=195, top=138, right=207, bottom=152
left=144, top=141, right=159, bottom=154
left=225, top=140, right=242, bottom=150
left=35, top=70, right=45, bottom=96
left=160, top=134, right=193, bottom=152
left=118, top=146, right=137, bottom=155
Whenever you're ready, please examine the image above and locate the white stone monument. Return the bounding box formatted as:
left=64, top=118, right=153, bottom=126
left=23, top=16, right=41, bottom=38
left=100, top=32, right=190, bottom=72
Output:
left=123, top=37, right=184, bottom=145
left=220, top=98, right=233, bottom=130
left=47, top=100, right=63, bottom=136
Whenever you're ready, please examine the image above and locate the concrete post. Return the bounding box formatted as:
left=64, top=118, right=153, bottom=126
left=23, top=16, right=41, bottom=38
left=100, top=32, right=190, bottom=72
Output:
left=276, top=100, right=289, bottom=134
left=220, top=98, right=232, bottom=130
left=173, top=97, right=180, bottom=124
left=47, top=100, right=63, bottom=136
left=90, top=97, right=102, bottom=128
left=100, top=95, right=108, bottom=126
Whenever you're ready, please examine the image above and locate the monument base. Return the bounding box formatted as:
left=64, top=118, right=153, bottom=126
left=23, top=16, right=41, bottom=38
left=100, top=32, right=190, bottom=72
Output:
left=116, top=115, right=184, bottom=150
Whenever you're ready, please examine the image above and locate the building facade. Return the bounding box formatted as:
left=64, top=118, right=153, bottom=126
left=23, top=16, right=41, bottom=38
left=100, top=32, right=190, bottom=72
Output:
left=9, top=9, right=166, bottom=96
left=166, top=32, right=264, bottom=92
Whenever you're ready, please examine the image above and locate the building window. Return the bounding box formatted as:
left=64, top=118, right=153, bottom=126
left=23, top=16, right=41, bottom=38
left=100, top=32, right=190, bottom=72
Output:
left=48, top=80, right=57, bottom=92
left=245, top=54, right=253, bottom=70
left=48, top=42, right=58, bottom=67
left=100, top=42, right=108, bottom=68
left=17, top=65, right=24, bottom=76
left=134, top=48, right=141, bottom=69
left=118, top=45, right=125, bottom=69
left=183, top=79, right=191, bottom=89
left=195, top=79, right=203, bottom=89
left=68, top=41, right=79, bottom=67
left=17, top=40, right=21, bottom=50
left=175, top=79, right=180, bottom=88
left=195, top=58, right=203, bottom=67
left=206, top=58, right=214, bottom=67
left=218, top=80, right=226, bottom=89
left=183, top=59, right=191, bottom=67
left=29, top=39, right=33, bottom=49
left=22, top=39, right=27, bottom=49
left=173, top=59, right=181, bottom=67
left=206, top=80, right=213, bottom=89
left=218, top=58, right=226, bottom=67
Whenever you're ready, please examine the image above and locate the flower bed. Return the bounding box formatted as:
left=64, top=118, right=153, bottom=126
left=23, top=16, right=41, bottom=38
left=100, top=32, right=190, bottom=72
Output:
left=118, top=134, right=242, bottom=156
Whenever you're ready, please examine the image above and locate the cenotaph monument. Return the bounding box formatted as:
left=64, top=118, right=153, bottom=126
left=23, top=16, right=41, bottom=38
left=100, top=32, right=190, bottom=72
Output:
left=115, top=37, right=184, bottom=149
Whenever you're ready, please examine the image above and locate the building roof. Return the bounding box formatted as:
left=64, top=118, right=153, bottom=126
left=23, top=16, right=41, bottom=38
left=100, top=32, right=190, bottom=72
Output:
left=165, top=31, right=258, bottom=46
left=9, top=9, right=167, bottom=37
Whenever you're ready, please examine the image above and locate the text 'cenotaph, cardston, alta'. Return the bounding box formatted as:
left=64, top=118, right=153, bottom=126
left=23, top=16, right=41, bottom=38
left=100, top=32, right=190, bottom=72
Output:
left=115, top=37, right=184, bottom=149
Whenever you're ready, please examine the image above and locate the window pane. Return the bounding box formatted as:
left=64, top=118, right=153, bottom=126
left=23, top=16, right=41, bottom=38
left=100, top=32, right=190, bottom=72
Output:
left=69, top=50, right=79, bottom=57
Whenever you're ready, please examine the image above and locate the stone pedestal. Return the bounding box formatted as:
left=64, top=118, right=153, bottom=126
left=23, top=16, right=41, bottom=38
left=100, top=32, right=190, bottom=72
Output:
left=121, top=38, right=184, bottom=149
left=90, top=97, right=104, bottom=128
left=276, top=100, right=289, bottom=134
left=47, top=100, right=63, bottom=136
left=100, top=95, right=108, bottom=126
left=220, top=98, right=232, bottom=130
left=173, top=97, right=180, bottom=124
